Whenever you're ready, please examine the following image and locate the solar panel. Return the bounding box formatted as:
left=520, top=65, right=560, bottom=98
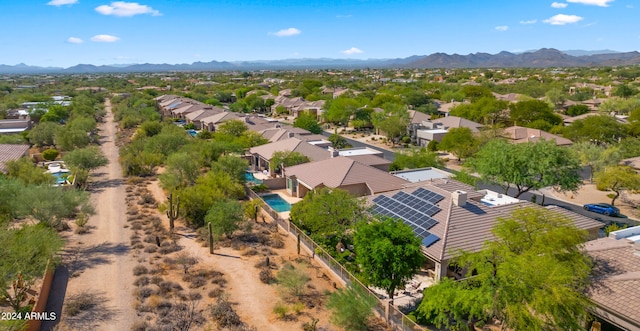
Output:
left=413, top=188, right=444, bottom=204
left=422, top=233, right=440, bottom=247
left=391, top=191, right=442, bottom=216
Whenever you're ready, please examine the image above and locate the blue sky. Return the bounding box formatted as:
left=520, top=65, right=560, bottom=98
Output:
left=1, top=0, right=638, bottom=67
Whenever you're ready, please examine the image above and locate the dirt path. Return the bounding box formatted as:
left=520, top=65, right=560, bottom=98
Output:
left=59, top=98, right=136, bottom=330
left=145, top=180, right=337, bottom=330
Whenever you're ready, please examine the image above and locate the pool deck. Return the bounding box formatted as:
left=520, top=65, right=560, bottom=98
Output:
left=259, top=189, right=302, bottom=219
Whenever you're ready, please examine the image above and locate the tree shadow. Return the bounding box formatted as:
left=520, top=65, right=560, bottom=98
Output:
left=87, top=178, right=125, bottom=193
left=62, top=242, right=130, bottom=276
left=62, top=291, right=119, bottom=329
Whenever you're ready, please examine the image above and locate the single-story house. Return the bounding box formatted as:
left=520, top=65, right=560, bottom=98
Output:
left=283, top=156, right=409, bottom=198
left=249, top=138, right=332, bottom=177
left=0, top=119, right=32, bottom=134
left=366, top=178, right=602, bottom=281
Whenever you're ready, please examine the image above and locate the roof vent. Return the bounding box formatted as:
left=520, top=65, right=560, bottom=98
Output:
left=452, top=190, right=467, bottom=207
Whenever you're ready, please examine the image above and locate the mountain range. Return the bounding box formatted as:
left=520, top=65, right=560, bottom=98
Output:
left=2, top=48, right=639, bottom=74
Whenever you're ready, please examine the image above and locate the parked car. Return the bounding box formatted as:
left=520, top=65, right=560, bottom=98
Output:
left=583, top=203, right=620, bottom=216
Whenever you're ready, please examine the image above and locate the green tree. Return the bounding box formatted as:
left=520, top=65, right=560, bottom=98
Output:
left=28, top=121, right=60, bottom=147
left=210, top=155, right=248, bottom=183
left=565, top=104, right=590, bottom=117
left=468, top=139, right=582, bottom=198
left=55, top=127, right=90, bottom=151
left=328, top=133, right=348, bottom=149
left=450, top=97, right=509, bottom=125
left=562, top=114, right=626, bottom=144
left=159, top=152, right=201, bottom=190
left=290, top=188, right=366, bottom=240
left=545, top=88, right=567, bottom=109
left=438, top=127, right=479, bottom=161
left=371, top=103, right=410, bottom=146
left=204, top=199, right=243, bottom=238
left=326, top=285, right=377, bottom=331
left=612, top=84, right=637, bottom=99
left=63, top=146, right=108, bottom=189
left=0, top=223, right=64, bottom=312
left=354, top=217, right=424, bottom=305
left=217, top=119, right=248, bottom=138
left=270, top=150, right=310, bottom=172
left=418, top=207, right=592, bottom=331
left=276, top=263, right=310, bottom=299
left=179, top=171, right=244, bottom=227
left=389, top=148, right=443, bottom=171
left=571, top=142, right=621, bottom=181
left=293, top=112, right=323, bottom=134
left=6, top=158, right=54, bottom=185
left=324, top=97, right=361, bottom=126
left=594, top=165, right=640, bottom=206
left=16, top=184, right=93, bottom=228
left=509, top=99, right=562, bottom=128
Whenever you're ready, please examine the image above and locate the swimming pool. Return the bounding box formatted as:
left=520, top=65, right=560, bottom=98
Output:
left=51, top=172, right=70, bottom=186
left=244, top=172, right=263, bottom=185
left=261, top=194, right=291, bottom=212
left=187, top=129, right=198, bottom=137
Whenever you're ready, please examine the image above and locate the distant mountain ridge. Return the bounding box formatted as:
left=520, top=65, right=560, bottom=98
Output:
left=2, top=48, right=639, bottom=74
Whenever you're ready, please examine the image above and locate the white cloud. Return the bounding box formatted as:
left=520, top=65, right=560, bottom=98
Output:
left=567, top=0, right=613, bottom=6
left=47, top=0, right=78, bottom=6
left=66, top=37, right=83, bottom=44
left=342, top=47, right=363, bottom=55
left=95, top=1, right=161, bottom=17
left=543, top=14, right=584, bottom=25
left=336, top=14, right=352, bottom=18
left=520, top=19, right=537, bottom=24
left=551, top=2, right=568, bottom=8
left=495, top=25, right=509, bottom=31
left=270, top=28, right=301, bottom=37
left=90, top=34, right=120, bottom=42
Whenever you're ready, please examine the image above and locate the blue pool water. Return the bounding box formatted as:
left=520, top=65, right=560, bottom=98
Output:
left=244, top=172, right=263, bottom=185
left=187, top=129, right=198, bottom=137
left=261, top=194, right=291, bottom=212
left=52, top=172, right=69, bottom=185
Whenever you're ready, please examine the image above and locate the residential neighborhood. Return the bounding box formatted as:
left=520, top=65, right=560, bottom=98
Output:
left=1, top=64, right=640, bottom=331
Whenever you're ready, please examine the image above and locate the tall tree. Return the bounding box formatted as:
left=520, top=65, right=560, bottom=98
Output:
left=389, top=148, right=443, bottom=171
left=594, top=165, right=640, bottom=206
left=509, top=99, right=562, bottom=129
left=438, top=127, right=479, bottom=161
left=293, top=112, right=323, bottom=134
left=418, top=207, right=592, bottom=331
left=354, top=217, right=424, bottom=305
left=562, top=114, right=626, bottom=144
left=371, top=103, right=410, bottom=146
left=63, top=146, right=108, bottom=189
left=571, top=142, right=621, bottom=181
left=468, top=139, right=582, bottom=198
left=270, top=150, right=310, bottom=172
left=159, top=152, right=201, bottom=191
left=204, top=199, right=243, bottom=238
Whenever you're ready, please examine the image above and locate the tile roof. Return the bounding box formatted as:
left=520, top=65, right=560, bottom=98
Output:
left=584, top=236, right=640, bottom=328
left=285, top=156, right=409, bottom=194
left=367, top=178, right=602, bottom=262
left=502, top=126, right=573, bottom=146
left=343, top=154, right=391, bottom=167
left=249, top=138, right=331, bottom=162
left=0, top=144, right=30, bottom=173
left=431, top=116, right=484, bottom=132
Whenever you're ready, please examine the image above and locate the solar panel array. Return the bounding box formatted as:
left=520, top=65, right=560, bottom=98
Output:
left=372, top=188, right=444, bottom=247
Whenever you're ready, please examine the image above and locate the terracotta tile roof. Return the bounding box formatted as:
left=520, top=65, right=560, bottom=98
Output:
left=585, top=237, right=640, bottom=328
left=0, top=144, right=30, bottom=173
left=249, top=138, right=331, bottom=162
left=285, top=156, right=409, bottom=194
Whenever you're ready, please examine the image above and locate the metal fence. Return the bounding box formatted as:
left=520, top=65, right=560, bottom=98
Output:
left=247, top=188, right=428, bottom=331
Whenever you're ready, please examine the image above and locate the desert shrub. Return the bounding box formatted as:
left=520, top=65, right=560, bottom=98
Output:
left=65, top=294, right=97, bottom=316
left=189, top=276, right=207, bottom=288
left=158, top=281, right=183, bottom=294
left=134, top=275, right=150, bottom=287
left=270, top=234, right=285, bottom=248
left=159, top=244, right=180, bottom=255
left=276, top=263, right=310, bottom=299
left=291, top=302, right=305, bottom=314
left=150, top=275, right=163, bottom=285
left=42, top=148, right=59, bottom=161
left=131, top=321, right=149, bottom=331
left=241, top=248, right=259, bottom=256
left=133, top=265, right=149, bottom=276
left=211, top=296, right=242, bottom=327
left=133, top=243, right=144, bottom=249
left=140, top=193, right=156, bottom=205
left=208, top=288, right=223, bottom=298
left=131, top=222, right=142, bottom=230
left=136, top=286, right=154, bottom=300
left=259, top=268, right=273, bottom=284
left=326, top=285, right=377, bottom=331
left=211, top=274, right=227, bottom=286
left=273, top=301, right=289, bottom=319
left=74, top=213, right=89, bottom=234
left=144, top=245, right=158, bottom=253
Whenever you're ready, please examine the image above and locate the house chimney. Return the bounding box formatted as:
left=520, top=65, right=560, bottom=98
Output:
left=288, top=132, right=295, bottom=138
left=452, top=190, right=467, bottom=207
left=328, top=146, right=339, bottom=158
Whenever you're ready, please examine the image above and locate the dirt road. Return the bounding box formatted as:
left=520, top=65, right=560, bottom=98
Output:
left=59, top=98, right=136, bottom=330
